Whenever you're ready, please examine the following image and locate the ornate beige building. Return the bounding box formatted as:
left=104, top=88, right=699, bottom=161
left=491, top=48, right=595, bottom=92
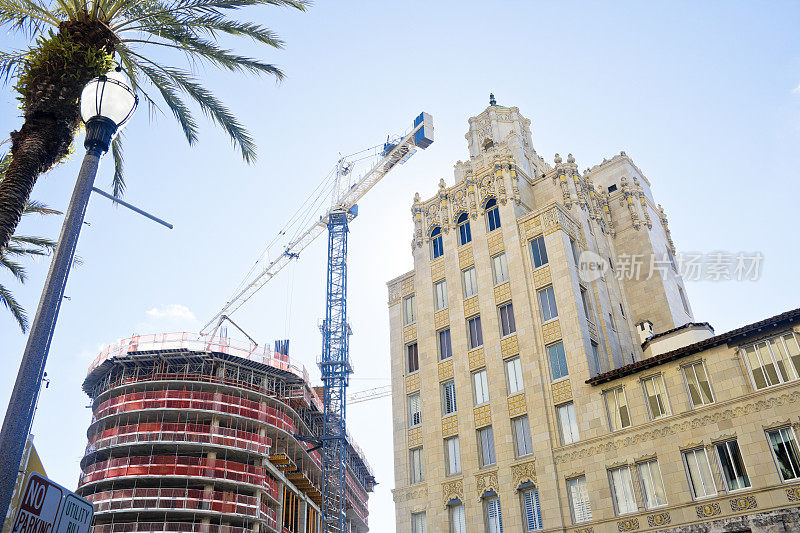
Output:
left=387, top=98, right=800, bottom=532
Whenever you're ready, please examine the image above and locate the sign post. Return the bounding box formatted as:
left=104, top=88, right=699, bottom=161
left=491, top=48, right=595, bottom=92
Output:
left=9, top=474, right=92, bottom=533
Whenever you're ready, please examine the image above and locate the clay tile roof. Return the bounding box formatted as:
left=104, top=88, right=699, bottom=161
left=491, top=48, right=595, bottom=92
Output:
left=586, top=307, right=800, bottom=386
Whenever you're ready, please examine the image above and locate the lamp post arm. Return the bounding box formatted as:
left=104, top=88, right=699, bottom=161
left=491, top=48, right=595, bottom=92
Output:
left=0, top=142, right=103, bottom=521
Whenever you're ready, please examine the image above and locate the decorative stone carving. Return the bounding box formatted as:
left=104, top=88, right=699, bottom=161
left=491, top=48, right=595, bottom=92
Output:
left=730, top=495, right=757, bottom=512
left=511, top=459, right=536, bottom=488
left=658, top=204, right=675, bottom=254
left=442, top=478, right=463, bottom=507
left=787, top=487, right=800, bottom=501
left=617, top=518, right=639, bottom=531
left=475, top=470, right=499, bottom=498
left=647, top=512, right=670, bottom=527
left=695, top=502, right=722, bottom=518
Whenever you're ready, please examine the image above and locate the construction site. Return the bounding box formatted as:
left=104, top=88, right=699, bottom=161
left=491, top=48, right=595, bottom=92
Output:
left=74, top=113, right=434, bottom=533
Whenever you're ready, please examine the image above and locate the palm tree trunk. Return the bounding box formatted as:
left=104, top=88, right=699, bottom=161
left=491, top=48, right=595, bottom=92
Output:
left=0, top=113, right=77, bottom=250
left=0, top=19, right=117, bottom=250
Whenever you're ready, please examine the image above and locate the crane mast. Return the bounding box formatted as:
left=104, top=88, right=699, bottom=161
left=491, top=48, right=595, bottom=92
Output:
left=202, top=113, right=433, bottom=533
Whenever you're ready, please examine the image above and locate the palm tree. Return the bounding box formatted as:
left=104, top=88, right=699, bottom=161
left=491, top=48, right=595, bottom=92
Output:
left=0, top=0, right=307, bottom=251
left=0, top=153, right=59, bottom=331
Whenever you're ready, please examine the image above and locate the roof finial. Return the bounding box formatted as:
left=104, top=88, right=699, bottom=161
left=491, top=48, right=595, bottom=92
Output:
left=489, top=93, right=496, bottom=106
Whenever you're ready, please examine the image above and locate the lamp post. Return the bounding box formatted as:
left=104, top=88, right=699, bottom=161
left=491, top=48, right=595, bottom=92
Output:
left=0, top=71, right=137, bottom=521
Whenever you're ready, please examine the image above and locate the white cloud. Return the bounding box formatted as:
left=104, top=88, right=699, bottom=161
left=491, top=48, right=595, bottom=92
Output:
left=146, top=304, right=196, bottom=321
left=793, top=84, right=800, bottom=94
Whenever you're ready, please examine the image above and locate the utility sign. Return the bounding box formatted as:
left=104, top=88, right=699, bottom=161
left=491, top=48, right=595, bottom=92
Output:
left=54, top=494, right=93, bottom=533
left=11, top=472, right=64, bottom=533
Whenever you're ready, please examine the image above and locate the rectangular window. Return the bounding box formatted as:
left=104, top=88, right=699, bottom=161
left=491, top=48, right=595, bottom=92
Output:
left=411, top=511, right=426, bottom=533
left=569, top=237, right=580, bottom=266
left=605, top=387, right=631, bottom=430
left=557, top=402, right=580, bottom=445
left=434, top=280, right=448, bottom=311
left=521, top=488, right=542, bottom=531
left=505, top=357, right=524, bottom=395
left=548, top=342, right=568, bottom=381
left=492, top=253, right=509, bottom=285
left=403, top=295, right=415, bottom=325
left=638, top=459, right=667, bottom=509
left=767, top=427, right=800, bottom=481
left=742, top=333, right=800, bottom=390
left=409, top=448, right=424, bottom=484
left=441, top=380, right=457, bottom=415
left=619, top=302, right=626, bottom=318
left=567, top=476, right=592, bottom=524
left=591, top=341, right=602, bottom=375
left=538, top=286, right=558, bottom=322
left=683, top=361, right=714, bottom=407
left=408, top=392, right=421, bottom=427
left=683, top=448, right=716, bottom=498
left=608, top=311, right=616, bottom=331
left=642, top=375, right=670, bottom=419
left=439, top=329, right=453, bottom=360
left=468, top=316, right=484, bottom=349
left=716, top=440, right=751, bottom=491
left=478, top=426, right=496, bottom=467
left=530, top=236, right=548, bottom=268
left=462, top=267, right=478, bottom=298
left=445, top=436, right=461, bottom=476
left=407, top=342, right=419, bottom=373
left=484, top=495, right=503, bottom=533
left=580, top=286, right=592, bottom=320
left=473, top=369, right=490, bottom=405
left=608, top=466, right=637, bottom=515
left=512, top=416, right=533, bottom=457
left=449, top=504, right=466, bottom=533
left=498, top=302, right=516, bottom=337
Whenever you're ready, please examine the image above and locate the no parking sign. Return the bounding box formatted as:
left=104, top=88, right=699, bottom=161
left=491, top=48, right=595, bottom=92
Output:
left=10, top=473, right=92, bottom=533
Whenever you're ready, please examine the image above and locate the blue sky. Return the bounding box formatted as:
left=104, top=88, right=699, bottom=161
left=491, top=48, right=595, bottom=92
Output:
left=1, top=1, right=799, bottom=530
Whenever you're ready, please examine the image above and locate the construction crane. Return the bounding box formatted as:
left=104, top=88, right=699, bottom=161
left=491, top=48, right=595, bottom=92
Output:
left=348, top=385, right=392, bottom=405
left=202, top=112, right=434, bottom=533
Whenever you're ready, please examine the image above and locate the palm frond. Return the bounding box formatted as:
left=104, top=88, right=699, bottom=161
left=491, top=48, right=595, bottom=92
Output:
left=0, top=282, right=28, bottom=331
left=8, top=234, right=56, bottom=250
left=0, top=49, right=27, bottom=83
left=0, top=253, right=26, bottom=282
left=23, top=199, right=60, bottom=216
left=0, top=0, right=59, bottom=35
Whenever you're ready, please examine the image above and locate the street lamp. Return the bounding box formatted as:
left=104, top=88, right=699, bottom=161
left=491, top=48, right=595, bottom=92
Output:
left=0, top=70, right=137, bottom=521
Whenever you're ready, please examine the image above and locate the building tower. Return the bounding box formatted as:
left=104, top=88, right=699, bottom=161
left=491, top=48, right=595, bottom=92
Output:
left=388, top=98, right=800, bottom=532
left=77, top=333, right=374, bottom=533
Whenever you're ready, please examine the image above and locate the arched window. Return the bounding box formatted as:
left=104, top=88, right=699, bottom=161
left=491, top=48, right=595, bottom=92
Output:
left=456, top=213, right=472, bottom=246
left=485, top=198, right=501, bottom=232
left=430, top=226, right=444, bottom=259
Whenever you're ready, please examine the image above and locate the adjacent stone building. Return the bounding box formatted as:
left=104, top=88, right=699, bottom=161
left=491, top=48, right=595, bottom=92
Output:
left=387, top=98, right=800, bottom=532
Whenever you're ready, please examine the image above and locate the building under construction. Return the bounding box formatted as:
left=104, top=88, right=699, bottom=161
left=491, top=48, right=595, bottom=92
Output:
left=76, top=333, right=375, bottom=533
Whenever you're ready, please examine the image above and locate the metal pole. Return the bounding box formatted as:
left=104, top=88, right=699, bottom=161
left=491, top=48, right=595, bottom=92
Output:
left=0, top=141, right=105, bottom=522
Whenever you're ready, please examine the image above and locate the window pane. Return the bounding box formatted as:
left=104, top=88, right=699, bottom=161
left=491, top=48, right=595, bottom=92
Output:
left=446, top=436, right=461, bottom=476
left=492, top=253, right=509, bottom=284
left=684, top=363, right=713, bottom=406
left=463, top=267, right=478, bottom=298
left=684, top=448, right=716, bottom=498
left=638, top=460, right=667, bottom=509
left=469, top=316, right=484, bottom=348
left=716, top=440, right=750, bottom=490
left=407, top=343, right=419, bottom=373
left=609, top=467, right=637, bottom=514
left=434, top=281, right=448, bottom=311
left=539, top=286, right=558, bottom=322
left=439, top=329, right=453, bottom=360
left=404, top=295, right=415, bottom=325
left=558, top=403, right=579, bottom=444
left=513, top=416, right=533, bottom=457
left=783, top=333, right=800, bottom=378
left=479, top=426, right=496, bottom=467
left=410, top=448, right=424, bottom=484
left=530, top=236, right=548, bottom=268
left=487, top=204, right=501, bottom=232
left=548, top=342, right=568, bottom=380
left=499, top=303, right=516, bottom=337
left=769, top=428, right=800, bottom=481
left=568, top=477, right=592, bottom=523
left=458, top=215, right=472, bottom=246
left=412, top=511, right=426, bottom=533
left=644, top=376, right=669, bottom=419
left=521, top=488, right=542, bottom=531
left=606, top=388, right=630, bottom=430
left=770, top=337, right=797, bottom=382
left=485, top=496, right=503, bottom=533
left=474, top=370, right=489, bottom=405
left=408, top=393, right=421, bottom=427
left=442, top=380, right=457, bottom=415
left=506, top=357, right=524, bottom=395
left=432, top=232, right=444, bottom=260
left=449, top=504, right=466, bottom=533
